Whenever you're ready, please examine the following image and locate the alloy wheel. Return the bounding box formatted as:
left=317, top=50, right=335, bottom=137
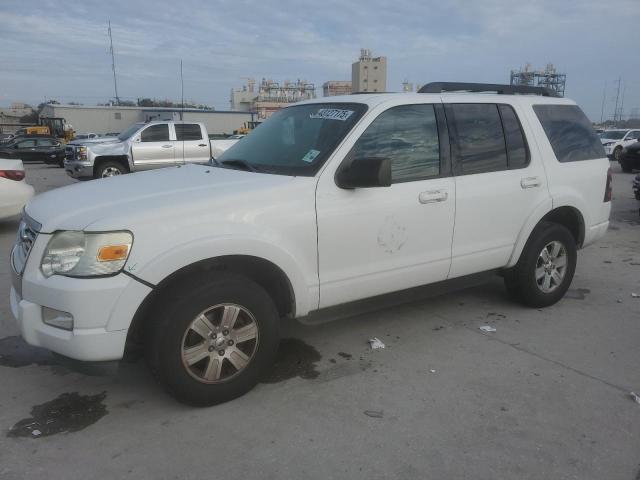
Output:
left=535, top=241, right=567, bottom=293
left=180, top=304, right=259, bottom=384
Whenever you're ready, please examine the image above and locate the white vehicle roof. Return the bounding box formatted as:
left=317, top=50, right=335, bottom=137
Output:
left=296, top=92, right=576, bottom=109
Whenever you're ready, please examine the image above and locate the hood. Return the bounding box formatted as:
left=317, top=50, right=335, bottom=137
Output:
left=25, top=164, right=299, bottom=233
left=600, top=137, right=618, bottom=144
left=68, top=137, right=118, bottom=146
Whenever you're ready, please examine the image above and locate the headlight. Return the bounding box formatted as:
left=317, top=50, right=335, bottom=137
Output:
left=41, top=231, right=133, bottom=278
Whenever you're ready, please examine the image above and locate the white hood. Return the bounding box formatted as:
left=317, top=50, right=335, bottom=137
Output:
left=26, top=164, right=298, bottom=233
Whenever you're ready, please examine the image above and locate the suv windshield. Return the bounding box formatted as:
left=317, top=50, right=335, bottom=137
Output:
left=118, top=123, right=144, bottom=141
left=599, top=130, right=626, bottom=139
left=218, top=103, right=367, bottom=176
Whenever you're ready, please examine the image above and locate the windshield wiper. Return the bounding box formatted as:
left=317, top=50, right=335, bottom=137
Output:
left=219, top=158, right=260, bottom=172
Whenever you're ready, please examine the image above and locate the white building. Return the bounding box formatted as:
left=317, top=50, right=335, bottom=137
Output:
left=39, top=104, right=255, bottom=136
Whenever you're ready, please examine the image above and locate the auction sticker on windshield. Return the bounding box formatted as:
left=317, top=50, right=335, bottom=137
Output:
left=310, top=109, right=354, bottom=121
left=301, top=149, right=321, bottom=163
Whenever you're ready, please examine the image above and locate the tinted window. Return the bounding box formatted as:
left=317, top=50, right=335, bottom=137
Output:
left=499, top=105, right=529, bottom=169
left=17, top=140, right=36, bottom=148
left=141, top=124, right=170, bottom=142
left=37, top=139, right=55, bottom=147
left=533, top=105, right=605, bottom=162
left=449, top=104, right=507, bottom=175
left=175, top=124, right=203, bottom=141
left=352, top=104, right=440, bottom=182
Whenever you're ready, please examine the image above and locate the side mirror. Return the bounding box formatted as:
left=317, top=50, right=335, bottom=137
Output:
left=134, top=136, right=141, bottom=143
left=335, top=157, right=392, bottom=189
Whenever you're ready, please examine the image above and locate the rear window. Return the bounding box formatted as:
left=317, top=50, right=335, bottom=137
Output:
left=175, top=124, right=203, bottom=141
left=533, top=105, right=605, bottom=162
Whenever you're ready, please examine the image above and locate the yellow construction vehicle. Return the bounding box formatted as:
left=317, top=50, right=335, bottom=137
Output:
left=233, top=121, right=261, bottom=135
left=16, top=118, right=74, bottom=142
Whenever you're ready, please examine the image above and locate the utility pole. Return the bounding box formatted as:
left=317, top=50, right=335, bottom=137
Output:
left=619, top=85, right=626, bottom=122
left=108, top=20, right=120, bottom=106
left=180, top=60, right=184, bottom=120
left=612, top=77, right=621, bottom=123
left=599, top=81, right=606, bottom=124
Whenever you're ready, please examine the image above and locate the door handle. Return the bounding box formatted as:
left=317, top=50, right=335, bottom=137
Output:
left=419, top=190, right=448, bottom=204
left=162, top=144, right=173, bottom=148
left=520, top=176, right=541, bottom=189
left=198, top=143, right=207, bottom=147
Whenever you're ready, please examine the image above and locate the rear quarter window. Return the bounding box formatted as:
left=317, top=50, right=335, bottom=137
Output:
left=533, top=105, right=605, bottom=162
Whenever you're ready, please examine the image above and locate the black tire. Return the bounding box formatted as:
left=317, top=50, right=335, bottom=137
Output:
left=503, top=222, right=577, bottom=308
left=94, top=161, right=126, bottom=179
left=146, top=273, right=280, bottom=406
left=58, top=159, right=64, bottom=168
left=613, top=146, right=623, bottom=162
left=619, top=159, right=632, bottom=173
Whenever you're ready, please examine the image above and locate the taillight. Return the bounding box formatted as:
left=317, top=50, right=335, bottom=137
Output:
left=0, top=170, right=25, bottom=181
left=604, top=167, right=612, bottom=202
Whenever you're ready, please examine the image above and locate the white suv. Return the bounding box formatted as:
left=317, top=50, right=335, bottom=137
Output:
left=10, top=83, right=611, bottom=405
left=599, top=129, right=640, bottom=162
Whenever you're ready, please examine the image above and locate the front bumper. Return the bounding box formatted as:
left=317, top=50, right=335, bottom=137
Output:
left=603, top=145, right=614, bottom=156
left=10, top=232, right=152, bottom=361
left=10, top=286, right=129, bottom=361
left=64, top=159, right=93, bottom=178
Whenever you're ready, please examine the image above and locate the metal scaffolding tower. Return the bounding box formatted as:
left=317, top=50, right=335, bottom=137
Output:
left=510, top=63, right=566, bottom=97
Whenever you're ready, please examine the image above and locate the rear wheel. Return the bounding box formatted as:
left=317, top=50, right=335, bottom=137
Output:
left=146, top=273, right=280, bottom=406
left=504, top=222, right=577, bottom=307
left=95, top=161, right=126, bottom=179
left=613, top=146, right=623, bottom=162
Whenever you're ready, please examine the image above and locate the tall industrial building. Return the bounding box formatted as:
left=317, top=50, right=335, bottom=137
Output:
left=323, top=81, right=352, bottom=97
left=231, top=78, right=316, bottom=119
left=510, top=63, right=566, bottom=97
left=352, top=49, right=387, bottom=93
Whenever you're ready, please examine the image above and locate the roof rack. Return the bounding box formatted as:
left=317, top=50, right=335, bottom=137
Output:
left=418, top=82, right=557, bottom=97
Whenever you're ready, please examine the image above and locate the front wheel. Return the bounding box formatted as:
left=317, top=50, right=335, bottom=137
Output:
left=504, top=222, right=577, bottom=308
left=95, top=161, right=127, bottom=179
left=146, top=273, right=280, bottom=406
left=613, top=146, right=623, bottom=162
left=620, top=158, right=633, bottom=173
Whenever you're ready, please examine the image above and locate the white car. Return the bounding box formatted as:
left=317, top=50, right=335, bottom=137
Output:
left=600, top=129, right=640, bottom=161
left=10, top=83, right=611, bottom=405
left=0, top=158, right=35, bottom=220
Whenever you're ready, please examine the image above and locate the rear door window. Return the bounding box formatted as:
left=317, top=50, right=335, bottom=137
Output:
left=447, top=104, right=508, bottom=175
left=141, top=124, right=170, bottom=142
left=533, top=105, right=605, bottom=162
left=17, top=140, right=36, bottom=148
left=37, top=139, right=55, bottom=147
left=175, top=124, right=203, bottom=141
left=498, top=105, right=529, bottom=169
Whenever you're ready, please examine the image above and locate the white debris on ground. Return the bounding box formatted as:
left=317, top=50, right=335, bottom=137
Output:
left=631, top=293, right=640, bottom=298
left=630, top=392, right=640, bottom=405
left=368, top=337, right=385, bottom=349
left=429, top=369, right=436, bottom=373
left=32, top=429, right=42, bottom=436
left=479, top=325, right=497, bottom=333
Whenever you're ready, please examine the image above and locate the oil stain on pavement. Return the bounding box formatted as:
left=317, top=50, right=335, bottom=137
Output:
left=0, top=336, right=57, bottom=367
left=260, top=338, right=321, bottom=383
left=7, top=392, right=108, bottom=439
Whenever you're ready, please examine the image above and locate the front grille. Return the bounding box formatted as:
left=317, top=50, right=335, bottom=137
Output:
left=65, top=146, right=75, bottom=160
left=11, top=216, right=40, bottom=275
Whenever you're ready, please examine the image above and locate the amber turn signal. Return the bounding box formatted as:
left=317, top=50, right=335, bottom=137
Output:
left=97, top=244, right=130, bottom=262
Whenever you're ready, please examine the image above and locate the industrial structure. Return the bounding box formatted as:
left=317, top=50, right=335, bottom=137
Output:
left=352, top=49, right=387, bottom=93
left=0, top=102, right=34, bottom=133
left=402, top=79, right=414, bottom=93
left=230, top=78, right=316, bottom=119
left=39, top=104, right=254, bottom=136
left=323, top=81, right=352, bottom=97
left=510, top=63, right=566, bottom=97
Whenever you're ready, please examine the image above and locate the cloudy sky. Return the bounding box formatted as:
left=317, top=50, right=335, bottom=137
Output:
left=1, top=0, right=639, bottom=121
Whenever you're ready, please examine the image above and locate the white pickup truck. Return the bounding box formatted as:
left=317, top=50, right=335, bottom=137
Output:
left=64, top=121, right=241, bottom=179
left=11, top=83, right=610, bottom=406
